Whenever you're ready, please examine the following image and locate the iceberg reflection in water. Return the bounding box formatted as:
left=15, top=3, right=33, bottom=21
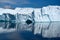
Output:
left=0, top=22, right=60, bottom=40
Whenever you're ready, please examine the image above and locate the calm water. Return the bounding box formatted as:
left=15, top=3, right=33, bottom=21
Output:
left=0, top=22, right=60, bottom=40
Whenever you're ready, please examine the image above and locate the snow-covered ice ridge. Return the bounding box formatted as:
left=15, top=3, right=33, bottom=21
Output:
left=0, top=5, right=60, bottom=22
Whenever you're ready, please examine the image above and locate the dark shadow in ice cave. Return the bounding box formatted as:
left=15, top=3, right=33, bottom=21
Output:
left=26, top=19, right=32, bottom=25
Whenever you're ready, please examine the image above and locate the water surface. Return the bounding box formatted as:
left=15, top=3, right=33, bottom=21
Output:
left=0, top=22, right=60, bottom=40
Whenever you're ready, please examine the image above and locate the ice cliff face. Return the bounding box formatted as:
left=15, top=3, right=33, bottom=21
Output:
left=15, top=8, right=34, bottom=23
left=0, top=5, right=60, bottom=22
left=34, top=8, right=50, bottom=22
left=42, top=6, right=60, bottom=21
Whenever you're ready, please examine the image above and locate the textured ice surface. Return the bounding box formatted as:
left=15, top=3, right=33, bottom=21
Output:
left=42, top=6, right=60, bottom=21
left=0, top=8, right=16, bottom=15
left=16, top=8, right=33, bottom=23
left=34, top=8, right=50, bottom=22
left=0, top=6, right=60, bottom=22
left=0, top=15, right=5, bottom=20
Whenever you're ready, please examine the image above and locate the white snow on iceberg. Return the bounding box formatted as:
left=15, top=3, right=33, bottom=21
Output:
left=0, top=5, right=60, bottom=22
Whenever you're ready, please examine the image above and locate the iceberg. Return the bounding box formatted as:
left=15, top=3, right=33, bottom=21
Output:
left=0, top=5, right=60, bottom=22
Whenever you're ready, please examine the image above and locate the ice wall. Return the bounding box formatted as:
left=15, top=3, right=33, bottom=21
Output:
left=15, top=8, right=34, bottom=23
left=34, top=8, right=50, bottom=22
left=0, top=5, right=60, bottom=22
left=42, top=6, right=60, bottom=21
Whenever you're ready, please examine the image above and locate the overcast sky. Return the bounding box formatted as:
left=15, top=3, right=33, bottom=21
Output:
left=0, top=0, right=60, bottom=8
